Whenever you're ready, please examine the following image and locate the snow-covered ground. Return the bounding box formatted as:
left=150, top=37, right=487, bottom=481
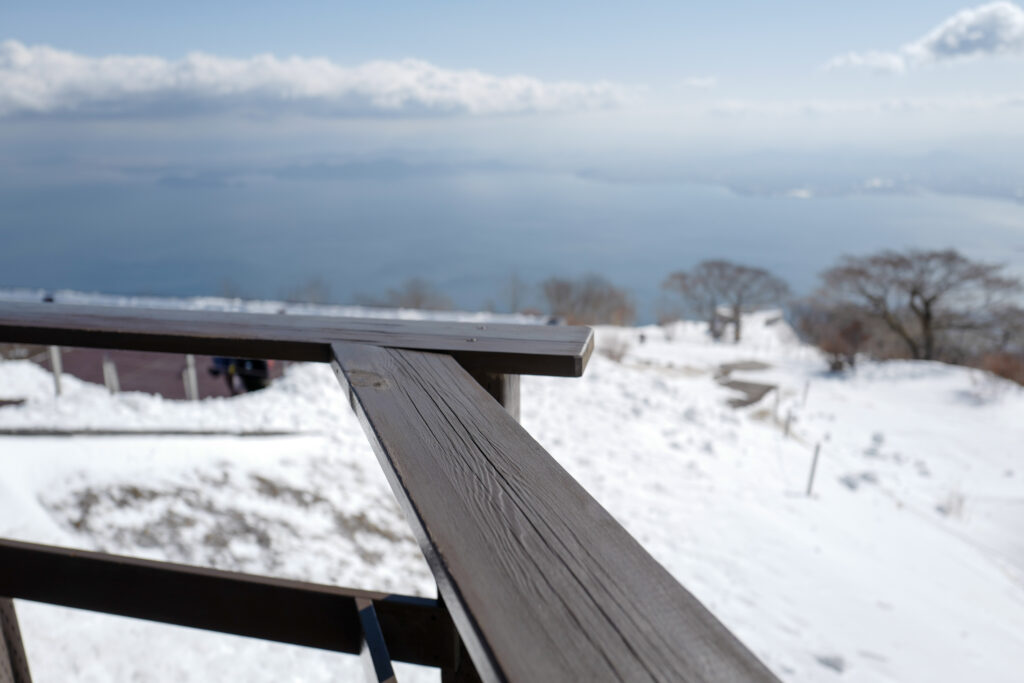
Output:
left=1, top=298, right=1022, bottom=682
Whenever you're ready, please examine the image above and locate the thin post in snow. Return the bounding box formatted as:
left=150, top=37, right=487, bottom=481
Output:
left=49, top=346, right=62, bottom=397
left=102, top=354, right=120, bottom=394
left=806, top=443, right=821, bottom=496
left=773, top=387, right=780, bottom=422
left=784, top=411, right=793, bottom=438
left=181, top=367, right=198, bottom=401
left=183, top=354, right=199, bottom=401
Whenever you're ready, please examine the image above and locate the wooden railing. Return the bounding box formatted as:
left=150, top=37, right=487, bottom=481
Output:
left=0, top=301, right=780, bottom=683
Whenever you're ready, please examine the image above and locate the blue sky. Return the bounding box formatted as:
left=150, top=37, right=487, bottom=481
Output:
left=0, top=1, right=999, bottom=78
left=5, top=2, right=1024, bottom=99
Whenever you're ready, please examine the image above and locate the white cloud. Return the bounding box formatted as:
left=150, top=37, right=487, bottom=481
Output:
left=823, top=51, right=911, bottom=74
left=0, top=40, right=628, bottom=118
left=825, top=2, right=1024, bottom=73
left=680, top=76, right=718, bottom=89
left=707, top=96, right=953, bottom=117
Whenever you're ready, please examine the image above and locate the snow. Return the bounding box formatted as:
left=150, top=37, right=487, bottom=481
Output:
left=1, top=298, right=1023, bottom=682
left=0, top=287, right=545, bottom=324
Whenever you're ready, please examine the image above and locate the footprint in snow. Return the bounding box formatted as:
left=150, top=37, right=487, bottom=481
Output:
left=815, top=654, right=846, bottom=674
left=839, top=472, right=878, bottom=490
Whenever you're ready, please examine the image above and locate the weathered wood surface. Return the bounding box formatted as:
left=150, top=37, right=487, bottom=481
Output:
left=0, top=539, right=450, bottom=668
left=0, top=602, right=15, bottom=683
left=0, top=598, right=30, bottom=683
left=0, top=301, right=592, bottom=377
left=331, top=342, right=780, bottom=683
left=0, top=598, right=31, bottom=683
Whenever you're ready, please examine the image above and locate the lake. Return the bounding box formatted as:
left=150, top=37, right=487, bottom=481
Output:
left=2, top=169, right=1022, bottom=321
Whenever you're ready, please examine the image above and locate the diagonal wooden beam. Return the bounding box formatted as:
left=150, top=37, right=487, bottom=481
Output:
left=0, top=598, right=32, bottom=683
left=331, top=342, right=780, bottom=683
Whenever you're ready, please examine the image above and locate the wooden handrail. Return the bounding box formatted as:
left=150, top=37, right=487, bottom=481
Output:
left=0, top=301, right=593, bottom=377
left=0, top=303, right=779, bottom=682
left=332, top=342, right=779, bottom=682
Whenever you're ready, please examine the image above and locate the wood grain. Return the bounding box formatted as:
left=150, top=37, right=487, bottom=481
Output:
left=0, top=301, right=592, bottom=377
left=331, top=342, right=780, bottom=683
left=0, top=598, right=31, bottom=683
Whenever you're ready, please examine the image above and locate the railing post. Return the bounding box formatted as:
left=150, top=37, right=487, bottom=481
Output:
left=102, top=353, right=120, bottom=394
left=463, top=369, right=520, bottom=421
left=183, top=354, right=199, bottom=401
left=355, top=598, right=397, bottom=683
left=0, top=598, right=32, bottom=683
left=806, top=443, right=822, bottom=497
left=48, top=346, right=62, bottom=397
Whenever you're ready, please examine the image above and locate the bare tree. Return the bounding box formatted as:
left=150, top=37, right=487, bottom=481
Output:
left=541, top=278, right=575, bottom=320
left=662, top=260, right=790, bottom=342
left=281, top=276, right=332, bottom=304
left=541, top=275, right=635, bottom=325
left=820, top=249, right=1021, bottom=361
left=355, top=278, right=454, bottom=311
left=792, top=297, right=871, bottom=371
left=977, top=350, right=1024, bottom=386
left=987, top=305, right=1024, bottom=353
left=654, top=291, right=685, bottom=326
left=500, top=272, right=531, bottom=314
left=217, top=279, right=251, bottom=300
left=574, top=275, right=635, bottom=326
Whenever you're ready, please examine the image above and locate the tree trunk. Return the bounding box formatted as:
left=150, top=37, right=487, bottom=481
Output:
left=732, top=306, right=742, bottom=343
left=880, top=310, right=920, bottom=359
left=707, top=314, right=721, bottom=340
left=921, top=304, right=935, bottom=360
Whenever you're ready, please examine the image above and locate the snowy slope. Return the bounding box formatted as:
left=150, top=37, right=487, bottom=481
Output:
left=1, top=300, right=1022, bottom=682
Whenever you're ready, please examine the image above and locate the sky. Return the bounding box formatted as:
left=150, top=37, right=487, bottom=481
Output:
left=1, top=2, right=1023, bottom=309
left=3, top=2, right=1023, bottom=136
left=1, top=2, right=1019, bottom=84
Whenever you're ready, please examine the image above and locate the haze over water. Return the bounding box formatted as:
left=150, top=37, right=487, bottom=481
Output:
left=2, top=169, right=1021, bottom=321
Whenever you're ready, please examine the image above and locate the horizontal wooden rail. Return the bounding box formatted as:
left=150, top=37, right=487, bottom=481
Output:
left=0, top=539, right=452, bottom=669
left=331, top=342, right=780, bottom=683
left=0, top=301, right=592, bottom=377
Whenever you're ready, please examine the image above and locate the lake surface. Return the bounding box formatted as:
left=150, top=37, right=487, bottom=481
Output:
left=2, top=170, right=1022, bottom=321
